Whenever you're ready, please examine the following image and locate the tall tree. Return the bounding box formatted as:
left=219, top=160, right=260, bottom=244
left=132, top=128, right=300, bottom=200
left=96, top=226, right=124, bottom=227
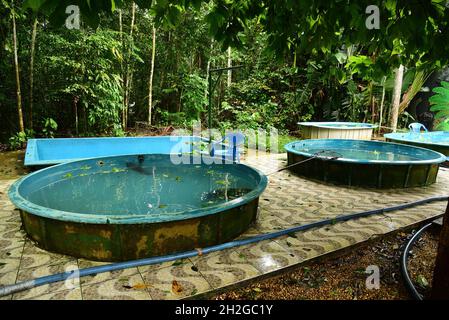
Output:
left=29, top=16, right=38, bottom=130
left=123, top=2, right=136, bottom=130
left=12, top=0, right=24, bottom=133
left=227, top=46, right=231, bottom=87
left=148, top=25, right=156, bottom=125
left=389, top=65, right=404, bottom=132
left=119, top=8, right=124, bottom=129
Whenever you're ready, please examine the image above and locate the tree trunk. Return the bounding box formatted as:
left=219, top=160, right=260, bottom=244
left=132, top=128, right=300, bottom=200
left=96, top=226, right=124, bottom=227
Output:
left=12, top=1, right=24, bottom=133
left=369, top=82, right=375, bottom=123
left=73, top=96, right=79, bottom=136
left=205, top=40, right=213, bottom=98
left=119, top=9, right=125, bottom=129
left=293, top=50, right=297, bottom=68
left=389, top=64, right=404, bottom=132
left=227, top=46, right=232, bottom=87
left=123, top=3, right=136, bottom=130
left=148, top=25, right=156, bottom=125
left=378, top=76, right=387, bottom=134
left=431, top=200, right=449, bottom=299
left=29, top=17, right=38, bottom=130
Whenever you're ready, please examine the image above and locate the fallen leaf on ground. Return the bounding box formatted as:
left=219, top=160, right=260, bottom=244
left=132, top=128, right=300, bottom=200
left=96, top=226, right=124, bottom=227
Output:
left=132, top=283, right=152, bottom=290
left=172, top=280, right=183, bottom=294
left=416, top=275, right=429, bottom=288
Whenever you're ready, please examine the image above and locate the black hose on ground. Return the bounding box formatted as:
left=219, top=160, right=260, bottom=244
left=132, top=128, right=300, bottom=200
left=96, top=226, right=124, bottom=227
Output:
left=0, top=195, right=447, bottom=297
left=400, top=221, right=441, bottom=300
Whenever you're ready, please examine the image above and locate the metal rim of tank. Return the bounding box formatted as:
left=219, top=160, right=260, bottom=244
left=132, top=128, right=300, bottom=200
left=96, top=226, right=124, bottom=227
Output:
left=285, top=139, right=447, bottom=165
left=284, top=139, right=446, bottom=188
left=384, top=132, right=449, bottom=158
left=8, top=154, right=268, bottom=261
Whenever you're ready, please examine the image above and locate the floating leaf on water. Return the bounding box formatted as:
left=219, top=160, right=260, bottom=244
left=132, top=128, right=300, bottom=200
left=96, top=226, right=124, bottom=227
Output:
left=63, top=173, right=73, bottom=179
left=79, top=173, right=88, bottom=177
left=175, top=176, right=182, bottom=182
left=172, top=280, right=183, bottom=294
left=80, top=165, right=91, bottom=170
left=112, top=167, right=124, bottom=173
left=158, top=204, right=167, bottom=209
left=216, top=180, right=231, bottom=186
left=163, top=174, right=169, bottom=178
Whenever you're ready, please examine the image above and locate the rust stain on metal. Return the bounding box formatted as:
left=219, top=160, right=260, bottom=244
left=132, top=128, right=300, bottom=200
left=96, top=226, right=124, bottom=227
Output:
left=153, top=220, right=200, bottom=252
left=65, top=225, right=76, bottom=234
left=136, top=235, right=148, bottom=257
left=155, top=221, right=200, bottom=240
left=99, top=230, right=112, bottom=239
left=91, top=244, right=112, bottom=260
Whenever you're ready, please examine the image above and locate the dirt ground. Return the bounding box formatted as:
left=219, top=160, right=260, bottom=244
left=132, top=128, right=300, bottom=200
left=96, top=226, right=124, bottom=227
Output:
left=0, top=150, right=28, bottom=179
left=214, top=226, right=441, bottom=300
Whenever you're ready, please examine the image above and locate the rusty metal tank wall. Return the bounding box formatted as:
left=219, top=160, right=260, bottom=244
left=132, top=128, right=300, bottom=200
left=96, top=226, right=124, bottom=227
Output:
left=287, top=152, right=440, bottom=188
left=19, top=198, right=260, bottom=262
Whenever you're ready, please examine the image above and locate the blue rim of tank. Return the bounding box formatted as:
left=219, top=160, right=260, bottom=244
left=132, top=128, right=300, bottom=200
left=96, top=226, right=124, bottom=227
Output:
left=284, top=139, right=447, bottom=165
left=24, top=135, right=221, bottom=166
left=297, top=122, right=378, bottom=129
left=384, top=131, right=449, bottom=147
left=8, top=154, right=268, bottom=225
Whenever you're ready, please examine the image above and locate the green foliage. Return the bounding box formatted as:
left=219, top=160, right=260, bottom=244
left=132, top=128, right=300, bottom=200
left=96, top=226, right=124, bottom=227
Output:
left=219, top=66, right=316, bottom=131
left=42, top=118, right=58, bottom=138
left=27, top=1, right=449, bottom=70
left=40, top=30, right=125, bottom=134
left=250, top=133, right=298, bottom=153
left=112, top=124, right=126, bottom=137
left=157, top=111, right=188, bottom=127
left=429, top=81, right=449, bottom=131
left=340, top=80, right=369, bottom=122
left=9, top=130, right=35, bottom=150
left=180, top=74, right=207, bottom=121
left=0, top=1, right=446, bottom=144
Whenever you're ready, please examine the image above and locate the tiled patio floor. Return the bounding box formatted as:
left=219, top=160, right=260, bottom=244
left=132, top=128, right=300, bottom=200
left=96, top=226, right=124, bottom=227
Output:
left=1, top=152, right=448, bottom=300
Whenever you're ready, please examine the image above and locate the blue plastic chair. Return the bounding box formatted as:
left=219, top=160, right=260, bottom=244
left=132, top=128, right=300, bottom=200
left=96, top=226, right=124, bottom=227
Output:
left=210, top=132, right=245, bottom=163
left=409, top=123, right=428, bottom=133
